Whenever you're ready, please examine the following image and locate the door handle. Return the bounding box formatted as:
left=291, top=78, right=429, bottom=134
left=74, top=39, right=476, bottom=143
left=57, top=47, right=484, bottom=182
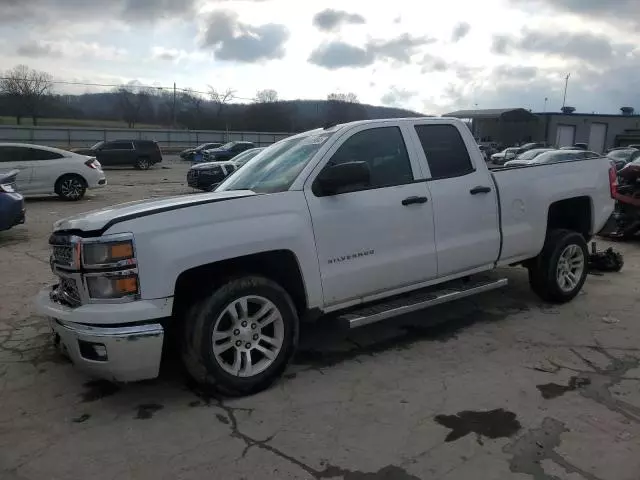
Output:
left=470, top=186, right=492, bottom=195
left=402, top=196, right=428, bottom=206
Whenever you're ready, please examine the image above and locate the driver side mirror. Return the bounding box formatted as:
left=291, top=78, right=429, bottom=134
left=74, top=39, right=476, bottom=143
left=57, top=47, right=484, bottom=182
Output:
left=313, top=161, right=371, bottom=196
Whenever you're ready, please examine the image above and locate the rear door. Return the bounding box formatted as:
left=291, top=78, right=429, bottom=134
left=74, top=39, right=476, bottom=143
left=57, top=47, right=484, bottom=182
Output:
left=100, top=141, right=134, bottom=166
left=304, top=124, right=438, bottom=306
left=0, top=146, right=33, bottom=193
left=24, top=147, right=68, bottom=193
left=410, top=122, right=500, bottom=278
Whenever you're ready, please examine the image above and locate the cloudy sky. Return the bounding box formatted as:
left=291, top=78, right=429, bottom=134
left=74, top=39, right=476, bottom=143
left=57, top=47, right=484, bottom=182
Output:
left=1, top=0, right=639, bottom=114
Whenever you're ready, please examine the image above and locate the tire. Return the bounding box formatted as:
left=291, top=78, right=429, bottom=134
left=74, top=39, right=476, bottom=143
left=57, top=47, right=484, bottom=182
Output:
left=55, top=175, right=87, bottom=201
left=528, top=229, right=588, bottom=303
left=181, top=275, right=299, bottom=396
left=136, top=157, right=151, bottom=170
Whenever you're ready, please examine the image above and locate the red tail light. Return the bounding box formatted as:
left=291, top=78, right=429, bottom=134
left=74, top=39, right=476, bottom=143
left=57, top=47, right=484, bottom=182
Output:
left=609, top=162, right=618, bottom=199
left=85, top=157, right=101, bottom=170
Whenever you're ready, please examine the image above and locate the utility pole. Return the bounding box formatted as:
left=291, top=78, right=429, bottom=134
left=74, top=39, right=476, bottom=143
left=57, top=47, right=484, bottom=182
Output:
left=561, top=74, right=570, bottom=109
left=172, top=82, right=177, bottom=129
left=543, top=97, right=548, bottom=112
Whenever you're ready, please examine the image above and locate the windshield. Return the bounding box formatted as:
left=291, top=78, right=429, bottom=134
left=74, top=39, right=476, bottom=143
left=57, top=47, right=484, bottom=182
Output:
left=91, top=141, right=104, bottom=150
left=533, top=151, right=580, bottom=164
left=607, top=150, right=635, bottom=160
left=197, top=143, right=216, bottom=150
left=217, top=133, right=333, bottom=193
left=220, top=142, right=237, bottom=150
left=233, top=148, right=263, bottom=166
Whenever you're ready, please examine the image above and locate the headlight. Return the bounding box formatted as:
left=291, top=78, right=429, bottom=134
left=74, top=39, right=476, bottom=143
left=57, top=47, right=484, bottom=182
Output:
left=86, top=272, right=139, bottom=299
left=82, top=237, right=135, bottom=268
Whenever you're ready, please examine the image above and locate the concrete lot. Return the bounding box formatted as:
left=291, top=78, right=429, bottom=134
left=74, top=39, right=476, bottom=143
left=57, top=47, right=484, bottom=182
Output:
left=1, top=156, right=639, bottom=480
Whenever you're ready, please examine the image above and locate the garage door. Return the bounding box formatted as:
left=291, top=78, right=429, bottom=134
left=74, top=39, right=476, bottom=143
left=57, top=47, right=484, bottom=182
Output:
left=555, top=125, right=575, bottom=147
left=588, top=123, right=607, bottom=154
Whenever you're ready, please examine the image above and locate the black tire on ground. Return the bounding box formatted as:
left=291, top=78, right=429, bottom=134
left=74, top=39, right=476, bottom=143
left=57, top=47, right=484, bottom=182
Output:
left=55, top=174, right=87, bottom=201
left=528, top=229, right=589, bottom=303
left=135, top=157, right=151, bottom=170
left=181, top=275, right=299, bottom=396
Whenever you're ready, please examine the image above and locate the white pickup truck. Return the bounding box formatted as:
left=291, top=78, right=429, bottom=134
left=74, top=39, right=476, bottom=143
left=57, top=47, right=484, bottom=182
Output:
left=36, top=118, right=616, bottom=395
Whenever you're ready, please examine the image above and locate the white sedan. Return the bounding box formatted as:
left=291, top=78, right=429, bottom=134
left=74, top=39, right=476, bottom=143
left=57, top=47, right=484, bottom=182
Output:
left=0, top=143, right=107, bottom=200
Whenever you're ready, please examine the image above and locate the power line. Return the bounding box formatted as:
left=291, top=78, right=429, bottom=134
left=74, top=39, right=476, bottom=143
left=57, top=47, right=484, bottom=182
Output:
left=0, top=76, right=257, bottom=102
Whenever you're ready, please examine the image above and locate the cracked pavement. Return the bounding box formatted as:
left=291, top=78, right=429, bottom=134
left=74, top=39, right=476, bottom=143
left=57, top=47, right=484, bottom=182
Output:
left=1, top=158, right=640, bottom=479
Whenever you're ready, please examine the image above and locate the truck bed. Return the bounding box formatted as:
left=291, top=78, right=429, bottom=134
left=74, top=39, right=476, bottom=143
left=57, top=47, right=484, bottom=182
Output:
left=491, top=157, right=614, bottom=266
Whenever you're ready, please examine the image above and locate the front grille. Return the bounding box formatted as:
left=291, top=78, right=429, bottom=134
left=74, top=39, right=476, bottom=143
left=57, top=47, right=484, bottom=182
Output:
left=52, top=245, right=74, bottom=267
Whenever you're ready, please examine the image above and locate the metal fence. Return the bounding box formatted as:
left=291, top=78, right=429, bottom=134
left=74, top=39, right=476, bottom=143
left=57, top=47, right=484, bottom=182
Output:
left=0, top=126, right=293, bottom=151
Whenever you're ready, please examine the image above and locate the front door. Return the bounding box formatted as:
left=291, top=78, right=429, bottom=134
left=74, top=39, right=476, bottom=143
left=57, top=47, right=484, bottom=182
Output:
left=0, top=146, right=33, bottom=193
left=411, top=123, right=500, bottom=278
left=304, top=125, right=438, bottom=307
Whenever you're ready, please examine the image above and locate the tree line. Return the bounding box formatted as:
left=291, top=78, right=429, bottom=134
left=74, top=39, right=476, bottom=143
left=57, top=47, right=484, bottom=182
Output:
left=0, top=65, right=421, bottom=132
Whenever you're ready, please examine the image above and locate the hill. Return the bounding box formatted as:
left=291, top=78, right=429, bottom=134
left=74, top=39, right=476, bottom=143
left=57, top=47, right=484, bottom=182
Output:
left=0, top=91, right=426, bottom=132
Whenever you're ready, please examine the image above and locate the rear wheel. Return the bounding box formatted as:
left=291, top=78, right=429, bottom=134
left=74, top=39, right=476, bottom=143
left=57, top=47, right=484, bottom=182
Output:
left=136, top=157, right=151, bottom=170
left=181, top=275, right=298, bottom=396
left=528, top=229, right=588, bottom=303
left=55, top=175, right=86, bottom=201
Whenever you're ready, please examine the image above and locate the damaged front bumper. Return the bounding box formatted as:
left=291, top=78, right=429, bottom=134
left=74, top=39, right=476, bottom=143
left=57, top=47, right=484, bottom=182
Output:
left=36, top=288, right=170, bottom=382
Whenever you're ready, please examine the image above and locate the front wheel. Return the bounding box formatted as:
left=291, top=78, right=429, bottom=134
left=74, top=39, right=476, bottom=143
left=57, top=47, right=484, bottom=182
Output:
left=528, top=229, right=588, bottom=303
left=55, top=175, right=87, bottom=201
left=181, top=276, right=299, bottom=396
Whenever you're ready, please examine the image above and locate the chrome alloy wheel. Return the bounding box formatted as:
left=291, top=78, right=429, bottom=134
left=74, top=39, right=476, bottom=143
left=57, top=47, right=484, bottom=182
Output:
left=556, top=244, right=585, bottom=293
left=211, top=296, right=284, bottom=378
left=60, top=178, right=84, bottom=199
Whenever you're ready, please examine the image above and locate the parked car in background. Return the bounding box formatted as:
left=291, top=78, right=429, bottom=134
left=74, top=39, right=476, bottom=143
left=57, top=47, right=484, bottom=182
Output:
left=202, top=141, right=256, bottom=162
left=231, top=147, right=265, bottom=168
left=0, top=170, right=25, bottom=232
left=72, top=140, right=162, bottom=170
left=180, top=143, right=223, bottom=162
left=187, top=160, right=239, bottom=191
left=606, top=148, right=640, bottom=171
left=491, top=147, right=519, bottom=164
left=0, top=143, right=106, bottom=200
left=513, top=148, right=554, bottom=162
left=504, top=149, right=601, bottom=167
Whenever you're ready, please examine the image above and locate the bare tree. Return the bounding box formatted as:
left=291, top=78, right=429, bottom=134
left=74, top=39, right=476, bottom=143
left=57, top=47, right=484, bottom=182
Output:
left=208, top=86, right=235, bottom=118
left=182, top=88, right=206, bottom=125
left=327, top=92, right=359, bottom=103
left=255, top=89, right=279, bottom=103
left=116, top=84, right=152, bottom=128
left=0, top=65, right=53, bottom=125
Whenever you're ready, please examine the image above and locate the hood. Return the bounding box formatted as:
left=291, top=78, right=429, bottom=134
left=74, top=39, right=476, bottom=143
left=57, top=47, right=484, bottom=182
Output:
left=0, top=169, right=19, bottom=184
left=53, top=190, right=257, bottom=233
left=503, top=160, right=531, bottom=167
left=191, top=161, right=227, bottom=169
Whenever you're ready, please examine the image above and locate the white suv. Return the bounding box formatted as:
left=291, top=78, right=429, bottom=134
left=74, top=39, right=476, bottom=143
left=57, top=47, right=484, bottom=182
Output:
left=0, top=143, right=107, bottom=200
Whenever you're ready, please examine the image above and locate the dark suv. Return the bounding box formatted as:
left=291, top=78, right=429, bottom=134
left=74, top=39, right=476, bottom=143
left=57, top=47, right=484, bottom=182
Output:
left=73, top=140, right=163, bottom=170
left=202, top=141, right=256, bottom=162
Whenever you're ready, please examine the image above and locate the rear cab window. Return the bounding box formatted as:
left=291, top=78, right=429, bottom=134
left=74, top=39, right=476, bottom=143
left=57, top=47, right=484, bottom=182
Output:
left=414, top=124, right=474, bottom=179
left=25, top=148, right=64, bottom=161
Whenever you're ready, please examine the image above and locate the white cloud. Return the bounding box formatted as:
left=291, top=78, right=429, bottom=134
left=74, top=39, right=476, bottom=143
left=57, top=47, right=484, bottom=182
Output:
left=0, top=0, right=639, bottom=114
